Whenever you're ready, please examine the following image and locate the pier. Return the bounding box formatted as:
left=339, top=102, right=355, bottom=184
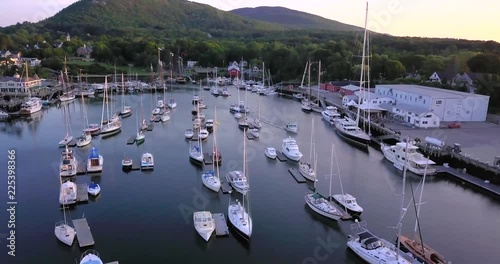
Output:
left=76, top=184, right=89, bottom=202
left=203, top=153, right=213, bottom=165
left=73, top=217, right=95, bottom=247
left=435, top=165, right=500, bottom=197
left=288, top=168, right=306, bottom=183
left=213, top=213, right=229, bottom=237
left=276, top=152, right=288, bottom=162
left=146, top=124, right=154, bottom=131
left=76, top=164, right=87, bottom=175
left=127, top=135, right=136, bottom=144
left=221, top=180, right=232, bottom=194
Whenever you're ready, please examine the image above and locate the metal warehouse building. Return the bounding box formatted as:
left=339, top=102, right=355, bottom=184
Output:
left=375, top=84, right=490, bottom=122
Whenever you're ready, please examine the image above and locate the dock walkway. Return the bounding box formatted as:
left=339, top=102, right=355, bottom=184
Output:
left=213, top=213, right=229, bottom=237
left=203, top=153, right=213, bottom=165
left=435, top=165, right=500, bottom=196
left=73, top=218, right=95, bottom=247
left=276, top=152, right=288, bottom=162
left=76, top=184, right=89, bottom=202
left=288, top=168, right=306, bottom=183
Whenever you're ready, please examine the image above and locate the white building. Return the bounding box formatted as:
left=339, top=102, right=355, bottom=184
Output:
left=0, top=74, right=41, bottom=95
left=375, top=84, right=490, bottom=122
left=187, top=60, right=198, bottom=68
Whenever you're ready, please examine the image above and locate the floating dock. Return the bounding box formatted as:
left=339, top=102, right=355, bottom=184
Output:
left=276, top=152, right=288, bottom=162
left=190, top=134, right=199, bottom=141
left=76, top=164, right=87, bottom=175
left=221, top=180, right=232, bottom=194
left=435, top=165, right=500, bottom=196
left=154, top=116, right=161, bottom=122
left=146, top=124, right=154, bottom=131
left=203, top=153, right=213, bottom=165
left=213, top=213, right=229, bottom=237
left=126, top=136, right=136, bottom=145
left=288, top=168, right=306, bottom=183
left=72, top=218, right=95, bottom=247
left=67, top=140, right=76, bottom=147
left=105, top=261, right=119, bottom=264
left=76, top=184, right=89, bottom=202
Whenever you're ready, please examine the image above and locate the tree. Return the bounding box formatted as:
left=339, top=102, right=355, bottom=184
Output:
left=0, top=33, right=12, bottom=49
left=467, top=54, right=500, bottom=74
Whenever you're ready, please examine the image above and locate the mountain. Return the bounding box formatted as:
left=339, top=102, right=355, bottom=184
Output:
left=230, top=6, right=362, bottom=32
left=18, top=0, right=284, bottom=38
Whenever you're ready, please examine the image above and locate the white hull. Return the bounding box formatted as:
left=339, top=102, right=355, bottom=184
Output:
left=299, top=163, right=316, bottom=181
left=168, top=102, right=177, bottom=109
left=193, top=211, right=216, bottom=242
left=161, top=114, right=170, bottom=122
left=141, top=153, right=154, bottom=170
left=80, top=252, right=104, bottom=264
left=228, top=202, right=252, bottom=239
left=332, top=194, right=363, bottom=214
left=54, top=223, right=75, bottom=246
left=202, top=172, right=221, bottom=192
left=76, top=134, right=92, bottom=147
left=347, top=238, right=414, bottom=264
left=265, top=151, right=276, bottom=159
left=59, top=136, right=74, bottom=147
left=381, top=144, right=436, bottom=175
left=304, top=194, right=342, bottom=220
left=19, top=98, right=42, bottom=115
left=59, top=181, right=77, bottom=205
left=87, top=183, right=101, bottom=196
left=87, top=156, right=103, bottom=173
left=59, top=94, right=76, bottom=102
left=282, top=151, right=302, bottom=161
left=226, top=171, right=249, bottom=195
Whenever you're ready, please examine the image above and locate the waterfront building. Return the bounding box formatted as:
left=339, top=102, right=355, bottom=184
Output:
left=0, top=74, right=42, bottom=95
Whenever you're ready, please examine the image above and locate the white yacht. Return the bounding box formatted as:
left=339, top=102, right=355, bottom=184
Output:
left=189, top=145, right=204, bottom=165
left=19, top=97, right=43, bottom=115
left=54, top=219, right=75, bottom=246
left=299, top=162, right=316, bottom=182
left=332, top=194, right=363, bottom=214
left=250, top=128, right=259, bottom=138
left=59, top=181, right=77, bottom=205
left=335, top=117, right=371, bottom=148
left=264, top=147, right=277, bottom=159
left=228, top=199, right=252, bottom=240
left=202, top=170, right=221, bottom=192
left=160, top=112, right=170, bottom=122
left=225, top=170, right=249, bottom=195
left=321, top=106, right=341, bottom=124
left=83, top=123, right=100, bottom=135
left=192, top=94, right=200, bottom=104
left=199, top=128, right=209, bottom=140
left=122, top=157, right=133, bottom=169
left=79, top=250, right=104, bottom=264
left=141, top=152, right=154, bottom=170
left=157, top=99, right=165, bottom=108
left=193, top=211, right=216, bottom=242
left=87, top=147, right=103, bottom=173
left=120, top=106, right=132, bottom=117
left=185, top=129, right=194, bottom=139
left=60, top=147, right=77, bottom=177
left=234, top=112, right=242, bottom=119
left=205, top=119, right=214, bottom=131
left=282, top=137, right=303, bottom=161
left=301, top=102, right=312, bottom=112
left=381, top=142, right=436, bottom=175
left=284, top=121, right=298, bottom=133
left=87, top=182, right=101, bottom=196
left=304, top=193, right=344, bottom=220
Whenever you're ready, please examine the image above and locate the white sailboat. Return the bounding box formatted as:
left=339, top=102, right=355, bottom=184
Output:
left=54, top=201, right=75, bottom=246
left=202, top=107, right=221, bottom=192
left=120, top=73, right=132, bottom=117
left=58, top=104, right=73, bottom=147
left=304, top=143, right=344, bottom=220
left=331, top=143, right=363, bottom=214
left=226, top=130, right=250, bottom=195
left=82, top=88, right=100, bottom=135
left=299, top=118, right=316, bottom=181
left=253, top=82, right=262, bottom=129
left=79, top=250, right=104, bottom=264
left=77, top=92, right=92, bottom=147
left=19, top=63, right=42, bottom=115
left=59, top=66, right=76, bottom=102
left=193, top=211, right=216, bottom=242
left=100, top=77, right=121, bottom=136
left=189, top=122, right=204, bottom=164
left=228, top=130, right=252, bottom=240
left=301, top=61, right=313, bottom=112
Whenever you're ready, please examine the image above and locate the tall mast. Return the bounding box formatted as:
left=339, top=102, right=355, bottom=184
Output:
left=414, top=158, right=429, bottom=254
left=333, top=142, right=347, bottom=212
left=214, top=107, right=220, bottom=180
left=318, top=60, right=321, bottom=101
left=307, top=60, right=311, bottom=94
left=121, top=73, right=125, bottom=110
left=309, top=118, right=314, bottom=162
left=356, top=1, right=369, bottom=125
left=329, top=143, right=334, bottom=201
left=262, top=62, right=265, bottom=86
left=367, top=30, right=372, bottom=136
left=396, top=136, right=410, bottom=260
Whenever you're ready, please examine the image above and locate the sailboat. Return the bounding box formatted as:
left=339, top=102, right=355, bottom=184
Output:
left=100, top=77, right=121, bottom=136
left=253, top=83, right=262, bottom=129
left=59, top=63, right=76, bottom=102
left=82, top=86, right=100, bottom=135
left=19, top=62, right=42, bottom=115
left=301, top=61, right=313, bottom=112
left=76, top=93, right=92, bottom=147
left=120, top=73, right=132, bottom=117
left=54, top=193, right=75, bottom=246
left=227, top=129, right=252, bottom=240
left=212, top=107, right=222, bottom=165
left=311, top=60, right=324, bottom=113
left=136, top=112, right=145, bottom=143
left=58, top=104, right=73, bottom=147
left=189, top=119, right=204, bottom=164
left=79, top=250, right=104, bottom=264
left=226, top=130, right=250, bottom=195
left=304, top=143, right=344, bottom=220
left=160, top=83, right=170, bottom=122
left=299, top=118, right=316, bottom=181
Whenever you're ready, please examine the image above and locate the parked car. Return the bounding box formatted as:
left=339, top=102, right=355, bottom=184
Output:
left=448, top=122, right=461, bottom=129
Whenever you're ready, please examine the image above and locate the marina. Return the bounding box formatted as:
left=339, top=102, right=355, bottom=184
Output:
left=435, top=165, right=500, bottom=196
left=76, top=184, right=89, bottom=202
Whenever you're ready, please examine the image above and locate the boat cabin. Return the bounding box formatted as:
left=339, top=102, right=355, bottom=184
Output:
left=358, top=231, right=383, bottom=250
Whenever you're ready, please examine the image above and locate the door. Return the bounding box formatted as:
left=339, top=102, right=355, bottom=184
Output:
left=407, top=116, right=411, bottom=123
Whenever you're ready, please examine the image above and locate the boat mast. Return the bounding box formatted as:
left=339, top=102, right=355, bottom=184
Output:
left=367, top=30, right=372, bottom=136
left=414, top=158, right=429, bottom=254
left=242, top=128, right=247, bottom=223
left=356, top=1, right=369, bottom=125
left=214, top=106, right=220, bottom=181
left=121, top=73, right=125, bottom=110
left=396, top=136, right=410, bottom=260
left=100, top=77, right=106, bottom=130
left=105, top=77, right=110, bottom=122
left=318, top=60, right=321, bottom=103
left=262, top=62, right=265, bottom=87
left=328, top=143, right=334, bottom=202
left=307, top=60, right=311, bottom=98
left=333, top=143, right=347, bottom=212
left=309, top=118, right=314, bottom=162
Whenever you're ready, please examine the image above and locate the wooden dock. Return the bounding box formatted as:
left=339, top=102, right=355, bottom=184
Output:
left=213, top=213, right=229, bottom=237
left=203, top=153, right=213, bottom=165
left=73, top=218, right=95, bottom=247
left=126, top=135, right=136, bottom=145
left=146, top=124, right=154, bottom=131
left=288, top=168, right=306, bottom=183
left=276, top=152, right=288, bottom=162
left=105, top=262, right=119, bottom=264
left=76, top=164, right=87, bottom=175
left=221, top=180, right=232, bottom=194
left=190, top=134, right=199, bottom=141
left=76, top=184, right=89, bottom=202
left=435, top=165, right=500, bottom=196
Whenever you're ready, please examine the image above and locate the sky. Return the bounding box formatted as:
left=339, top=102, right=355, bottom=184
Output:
left=0, top=0, right=498, bottom=42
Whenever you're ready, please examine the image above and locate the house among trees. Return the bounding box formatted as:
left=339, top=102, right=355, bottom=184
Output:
left=77, top=44, right=93, bottom=58
left=428, top=71, right=480, bottom=92
left=227, top=61, right=240, bottom=78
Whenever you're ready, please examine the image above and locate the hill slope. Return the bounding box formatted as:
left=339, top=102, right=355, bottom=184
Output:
left=36, top=0, right=283, bottom=37
left=231, top=6, right=362, bottom=31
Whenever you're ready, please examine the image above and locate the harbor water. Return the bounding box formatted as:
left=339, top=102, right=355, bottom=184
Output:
left=1, top=87, right=499, bottom=264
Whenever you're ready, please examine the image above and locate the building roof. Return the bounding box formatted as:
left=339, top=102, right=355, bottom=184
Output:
left=393, top=103, right=430, bottom=115
left=0, top=76, right=40, bottom=82
left=341, top=84, right=360, bottom=91
left=343, top=95, right=358, bottom=100
left=376, top=84, right=489, bottom=99
left=354, top=91, right=393, bottom=101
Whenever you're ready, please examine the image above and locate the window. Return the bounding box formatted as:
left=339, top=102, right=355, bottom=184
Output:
left=419, top=96, right=422, bottom=99
left=423, top=100, right=426, bottom=104
left=423, top=121, right=428, bottom=124
left=405, top=95, right=407, bottom=99
left=425, top=114, right=432, bottom=118
left=436, top=100, right=442, bottom=105
left=415, top=97, right=417, bottom=102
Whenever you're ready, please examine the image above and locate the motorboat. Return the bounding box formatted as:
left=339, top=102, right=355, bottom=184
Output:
left=79, top=250, right=104, bottom=264
left=203, top=86, right=211, bottom=91
left=299, top=162, right=316, bottom=181
left=321, top=106, right=341, bottom=124
left=264, top=147, right=277, bottom=159
left=189, top=145, right=204, bottom=165
left=198, top=101, right=207, bottom=109
left=58, top=135, right=73, bottom=148
left=228, top=199, right=252, bottom=240
left=332, top=194, right=363, bottom=214
left=225, top=170, right=249, bottom=195
left=221, top=88, right=229, bottom=96
left=301, top=102, right=312, bottom=112
left=60, top=147, right=77, bottom=177
left=191, top=106, right=198, bottom=116
left=238, top=118, right=249, bottom=128
left=282, top=137, right=303, bottom=161
left=398, top=235, right=449, bottom=264
left=87, top=147, right=103, bottom=173
left=160, top=113, right=170, bottom=122
left=335, top=117, right=371, bottom=148
left=122, top=157, right=133, bottom=168
left=185, top=129, right=194, bottom=139
left=211, top=88, right=220, bottom=96
left=284, top=121, right=298, bottom=133
left=201, top=170, right=221, bottom=192
left=136, top=131, right=145, bottom=143
left=229, top=104, right=240, bottom=113
left=157, top=99, right=165, bottom=108
left=19, top=97, right=42, bottom=115
left=167, top=98, right=177, bottom=109
left=76, top=132, right=92, bottom=147
left=152, top=107, right=161, bottom=115
left=252, top=118, right=262, bottom=129
left=199, top=128, right=209, bottom=140
left=381, top=142, right=436, bottom=175
left=120, top=106, right=132, bottom=117
left=87, top=182, right=101, bottom=196
left=54, top=219, right=75, bottom=246
left=304, top=193, right=343, bottom=220
left=250, top=128, right=259, bottom=138
left=347, top=221, right=415, bottom=264
left=59, top=92, right=76, bottom=102
left=205, top=119, right=214, bottom=131
left=193, top=118, right=202, bottom=129
left=59, top=180, right=77, bottom=205
left=192, top=94, right=200, bottom=104
left=293, top=93, right=304, bottom=100
left=141, top=152, right=154, bottom=170
left=234, top=112, right=242, bottom=119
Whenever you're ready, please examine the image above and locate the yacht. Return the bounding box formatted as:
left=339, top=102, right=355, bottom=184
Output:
left=282, top=137, right=303, bottom=161
left=120, top=106, right=132, bottom=117
left=185, top=129, right=194, bottom=139
left=284, top=121, right=298, bottom=133
left=122, top=157, right=133, bottom=169
left=381, top=142, right=436, bottom=175
left=225, top=170, right=249, bottom=195
left=87, top=182, right=101, bottom=196
left=321, top=106, right=341, bottom=124
left=301, top=102, right=312, bottom=112
left=238, top=118, right=249, bottom=129
left=299, top=162, right=316, bottom=182
left=192, top=94, right=200, bottom=104
left=264, top=147, right=277, bottom=159
left=335, top=117, right=371, bottom=148
left=87, top=147, right=103, bottom=173
left=60, top=147, right=77, bottom=177
left=59, top=92, right=75, bottom=102
left=101, top=121, right=121, bottom=136
left=157, top=99, right=165, bottom=108
left=136, top=131, right=145, bottom=143
left=234, top=112, right=242, bottom=119
left=59, top=180, right=77, bottom=205
left=199, top=128, right=209, bottom=140
left=160, top=112, right=170, bottom=122
left=79, top=250, right=104, bottom=264
left=198, top=101, right=207, bottom=109
left=205, top=119, right=214, bottom=131
left=332, top=194, right=363, bottom=214
left=141, top=152, right=154, bottom=170
left=228, top=199, right=252, bottom=240
left=347, top=221, right=415, bottom=264
left=250, top=128, right=259, bottom=138
left=76, top=132, right=92, bottom=147
left=221, top=88, right=229, bottom=96
left=202, top=170, right=221, bottom=192
left=167, top=98, right=177, bottom=109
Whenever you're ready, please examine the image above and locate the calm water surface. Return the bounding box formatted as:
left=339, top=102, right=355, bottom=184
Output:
left=1, top=88, right=499, bottom=264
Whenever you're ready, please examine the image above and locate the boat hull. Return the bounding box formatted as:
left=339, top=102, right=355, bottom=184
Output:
left=55, top=224, right=75, bottom=246
left=335, top=127, right=370, bottom=148
left=304, top=195, right=341, bottom=220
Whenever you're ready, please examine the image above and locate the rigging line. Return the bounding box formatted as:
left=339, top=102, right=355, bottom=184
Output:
left=408, top=179, right=425, bottom=255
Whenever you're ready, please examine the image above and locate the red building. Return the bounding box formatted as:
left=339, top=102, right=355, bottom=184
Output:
left=227, top=62, right=240, bottom=78
left=339, top=84, right=360, bottom=96
left=320, top=82, right=341, bottom=92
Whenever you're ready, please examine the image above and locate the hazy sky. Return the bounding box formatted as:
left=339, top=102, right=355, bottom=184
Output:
left=1, top=0, right=498, bottom=42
